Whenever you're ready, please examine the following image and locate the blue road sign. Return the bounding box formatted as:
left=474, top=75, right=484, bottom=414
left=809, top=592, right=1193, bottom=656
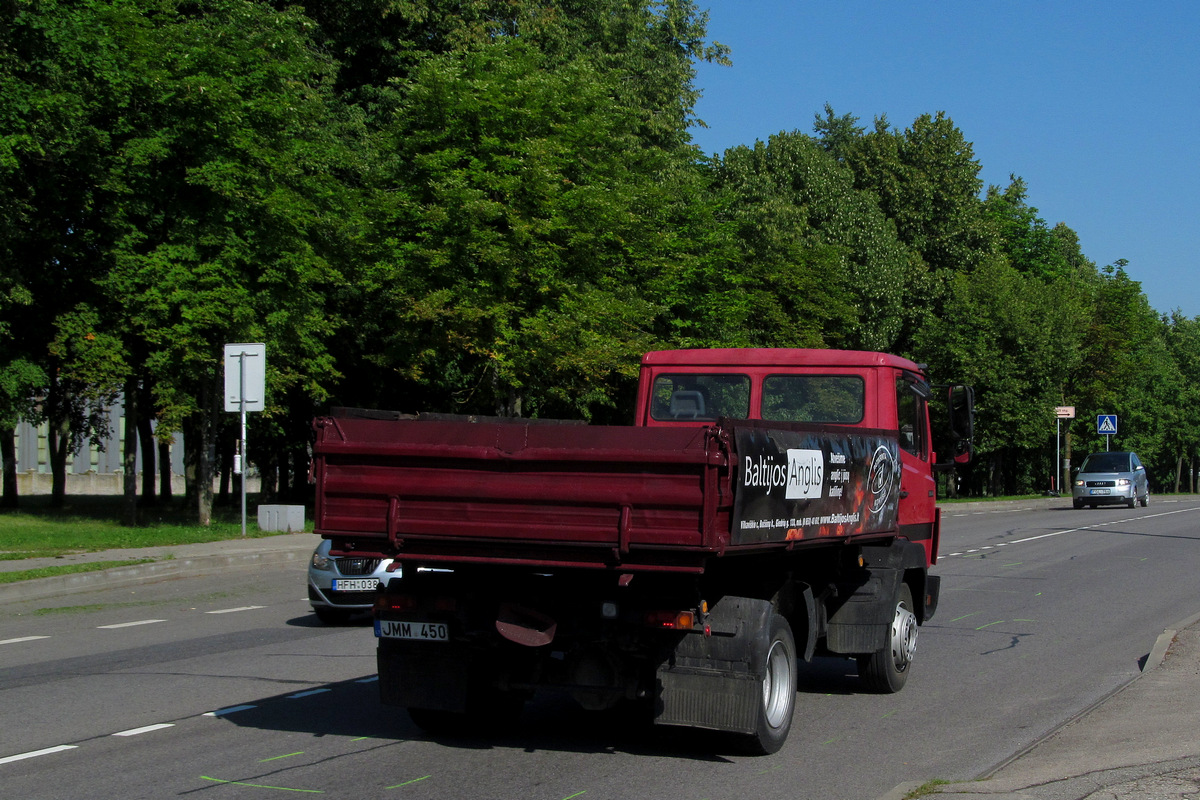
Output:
left=1097, top=414, right=1118, bottom=435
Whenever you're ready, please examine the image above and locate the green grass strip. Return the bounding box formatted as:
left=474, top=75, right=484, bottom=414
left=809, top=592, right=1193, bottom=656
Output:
left=0, top=559, right=156, bottom=584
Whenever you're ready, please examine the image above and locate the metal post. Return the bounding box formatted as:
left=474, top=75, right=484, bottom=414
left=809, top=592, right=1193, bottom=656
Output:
left=239, top=351, right=247, bottom=538
left=1055, top=418, right=1061, bottom=494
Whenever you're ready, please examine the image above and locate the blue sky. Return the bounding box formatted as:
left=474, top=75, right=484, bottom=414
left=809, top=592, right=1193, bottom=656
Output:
left=688, top=1, right=1199, bottom=319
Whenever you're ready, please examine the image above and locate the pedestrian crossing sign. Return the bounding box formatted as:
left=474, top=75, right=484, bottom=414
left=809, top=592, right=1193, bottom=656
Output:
left=1097, top=414, right=1118, bottom=435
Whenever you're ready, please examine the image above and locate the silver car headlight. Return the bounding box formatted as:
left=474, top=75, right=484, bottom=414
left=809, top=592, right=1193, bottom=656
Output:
left=311, top=552, right=333, bottom=570
left=1116, top=478, right=1131, bottom=486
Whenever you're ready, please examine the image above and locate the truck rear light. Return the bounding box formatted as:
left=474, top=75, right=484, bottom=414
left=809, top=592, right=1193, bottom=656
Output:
left=374, top=594, right=417, bottom=614
left=645, top=610, right=697, bottom=630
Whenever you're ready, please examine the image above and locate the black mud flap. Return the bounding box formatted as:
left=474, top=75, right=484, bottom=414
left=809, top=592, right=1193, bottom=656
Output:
left=378, top=640, right=469, bottom=712
left=824, top=539, right=931, bottom=654
left=654, top=596, right=772, bottom=735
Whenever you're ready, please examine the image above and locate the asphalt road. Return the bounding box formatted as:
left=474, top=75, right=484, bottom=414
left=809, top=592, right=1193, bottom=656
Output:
left=2, top=497, right=1199, bottom=799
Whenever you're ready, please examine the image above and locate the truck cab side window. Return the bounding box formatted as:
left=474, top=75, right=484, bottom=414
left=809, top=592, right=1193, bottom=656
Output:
left=896, top=379, right=928, bottom=459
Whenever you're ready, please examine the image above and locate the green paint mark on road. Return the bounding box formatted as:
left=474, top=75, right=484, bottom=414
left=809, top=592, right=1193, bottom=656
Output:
left=259, top=752, right=304, bottom=762
left=201, top=776, right=322, bottom=793
left=561, top=791, right=587, bottom=799
left=950, top=612, right=981, bottom=622
left=975, top=620, right=1004, bottom=630
left=386, top=775, right=431, bottom=789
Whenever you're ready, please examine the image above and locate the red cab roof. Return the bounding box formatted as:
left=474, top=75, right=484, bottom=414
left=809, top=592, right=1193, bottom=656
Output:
left=641, top=348, right=924, bottom=373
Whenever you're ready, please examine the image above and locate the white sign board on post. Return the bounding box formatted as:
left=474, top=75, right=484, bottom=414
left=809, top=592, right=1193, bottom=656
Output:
left=224, top=343, right=266, bottom=536
left=224, top=343, right=266, bottom=412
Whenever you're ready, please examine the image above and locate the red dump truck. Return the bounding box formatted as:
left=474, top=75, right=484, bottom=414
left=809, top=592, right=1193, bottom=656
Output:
left=311, top=348, right=973, bottom=753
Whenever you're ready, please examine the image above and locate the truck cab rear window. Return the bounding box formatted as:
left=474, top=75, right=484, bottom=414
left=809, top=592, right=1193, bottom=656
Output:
left=761, top=375, right=864, bottom=424
left=651, top=374, right=751, bottom=420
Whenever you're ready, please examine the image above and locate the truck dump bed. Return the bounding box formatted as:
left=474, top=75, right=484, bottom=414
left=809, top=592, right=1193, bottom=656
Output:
left=313, top=414, right=902, bottom=573
left=313, top=415, right=735, bottom=572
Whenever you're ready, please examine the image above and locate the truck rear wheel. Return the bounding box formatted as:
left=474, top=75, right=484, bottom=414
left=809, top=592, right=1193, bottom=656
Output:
left=857, top=583, right=917, bottom=693
left=747, top=613, right=797, bottom=755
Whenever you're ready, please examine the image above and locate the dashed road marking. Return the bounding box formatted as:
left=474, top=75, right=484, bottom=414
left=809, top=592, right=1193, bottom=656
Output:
left=205, top=704, right=258, bottom=717
left=0, top=635, right=50, bottom=645
left=98, top=619, right=166, bottom=629
left=0, top=745, right=78, bottom=765
left=113, top=723, right=175, bottom=737
left=206, top=606, right=266, bottom=614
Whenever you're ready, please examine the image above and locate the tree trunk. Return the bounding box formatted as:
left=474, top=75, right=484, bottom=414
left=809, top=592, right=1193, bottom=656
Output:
left=1, top=426, right=17, bottom=509
left=196, top=383, right=215, bottom=526
left=138, top=414, right=156, bottom=505
left=122, top=382, right=139, bottom=526
left=158, top=440, right=173, bottom=499
left=47, top=418, right=69, bottom=508
left=218, top=432, right=232, bottom=506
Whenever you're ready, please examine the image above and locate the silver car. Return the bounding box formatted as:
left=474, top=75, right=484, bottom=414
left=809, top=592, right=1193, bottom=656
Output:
left=307, top=539, right=398, bottom=623
left=1072, top=451, right=1149, bottom=509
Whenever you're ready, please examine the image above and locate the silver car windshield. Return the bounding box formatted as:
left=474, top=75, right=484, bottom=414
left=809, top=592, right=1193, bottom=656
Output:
left=1081, top=453, right=1132, bottom=472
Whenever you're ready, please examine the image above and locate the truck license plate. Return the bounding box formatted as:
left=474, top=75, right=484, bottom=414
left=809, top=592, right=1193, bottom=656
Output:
left=375, top=619, right=449, bottom=642
left=332, top=578, right=379, bottom=592
left=1089, top=489, right=1111, bottom=496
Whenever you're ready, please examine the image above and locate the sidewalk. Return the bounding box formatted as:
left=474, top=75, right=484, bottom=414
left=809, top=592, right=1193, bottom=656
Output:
left=885, top=613, right=1200, bottom=800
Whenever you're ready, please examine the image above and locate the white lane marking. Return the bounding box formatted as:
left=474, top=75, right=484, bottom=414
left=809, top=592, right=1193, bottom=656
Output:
left=0, top=636, right=50, bottom=645
left=205, top=606, right=265, bottom=614
left=288, top=689, right=331, bottom=699
left=943, top=506, right=1200, bottom=558
left=113, top=723, right=175, bottom=737
left=97, top=619, right=166, bottom=629
left=0, top=745, right=78, bottom=764
left=204, top=705, right=257, bottom=717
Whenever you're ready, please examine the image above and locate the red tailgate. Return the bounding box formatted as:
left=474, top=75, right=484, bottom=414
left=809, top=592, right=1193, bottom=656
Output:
left=313, top=417, right=732, bottom=568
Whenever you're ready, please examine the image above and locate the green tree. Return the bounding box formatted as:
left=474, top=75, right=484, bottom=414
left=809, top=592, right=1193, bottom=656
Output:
left=1067, top=262, right=1177, bottom=480
left=984, top=176, right=1072, bottom=281
left=339, top=1, right=726, bottom=419
left=714, top=131, right=910, bottom=351
left=827, top=111, right=997, bottom=353
left=1162, top=312, right=1200, bottom=492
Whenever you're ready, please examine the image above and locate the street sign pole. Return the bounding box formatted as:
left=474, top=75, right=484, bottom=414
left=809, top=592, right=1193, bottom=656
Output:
left=239, top=352, right=247, bottom=538
left=1054, top=407, right=1075, bottom=495
left=224, top=343, right=266, bottom=538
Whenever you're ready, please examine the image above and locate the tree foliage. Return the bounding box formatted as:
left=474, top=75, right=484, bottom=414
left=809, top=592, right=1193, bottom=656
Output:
left=3, top=0, right=1198, bottom=515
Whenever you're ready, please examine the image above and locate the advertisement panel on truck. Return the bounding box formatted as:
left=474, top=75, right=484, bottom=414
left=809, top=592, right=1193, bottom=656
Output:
left=732, top=427, right=901, bottom=545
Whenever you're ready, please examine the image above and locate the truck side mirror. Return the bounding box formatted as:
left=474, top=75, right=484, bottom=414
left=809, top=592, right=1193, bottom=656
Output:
left=947, top=384, right=974, bottom=465
left=931, top=383, right=974, bottom=470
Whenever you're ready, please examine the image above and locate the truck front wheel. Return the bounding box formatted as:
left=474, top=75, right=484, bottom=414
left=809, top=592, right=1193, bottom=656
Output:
left=748, top=613, right=797, bottom=755
left=857, top=583, right=917, bottom=693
